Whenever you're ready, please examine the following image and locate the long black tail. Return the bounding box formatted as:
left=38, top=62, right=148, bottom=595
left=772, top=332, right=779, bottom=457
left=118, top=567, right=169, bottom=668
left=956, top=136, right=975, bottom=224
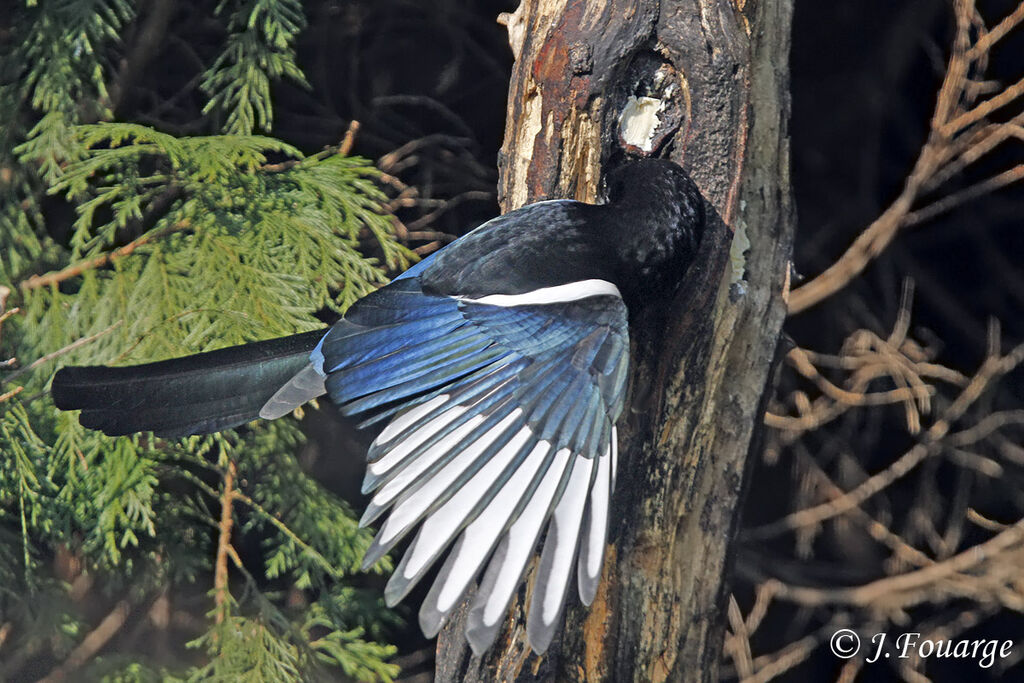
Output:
left=52, top=330, right=324, bottom=438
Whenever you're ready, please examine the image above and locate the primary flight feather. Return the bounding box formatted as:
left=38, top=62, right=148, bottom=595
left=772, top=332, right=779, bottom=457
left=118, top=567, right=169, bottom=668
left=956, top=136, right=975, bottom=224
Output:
left=52, top=157, right=705, bottom=654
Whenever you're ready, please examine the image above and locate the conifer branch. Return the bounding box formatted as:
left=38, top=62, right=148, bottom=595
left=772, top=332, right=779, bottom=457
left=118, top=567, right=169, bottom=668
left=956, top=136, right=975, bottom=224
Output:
left=232, top=489, right=343, bottom=578
left=3, top=321, right=122, bottom=385
left=19, top=221, right=191, bottom=292
left=2, top=2, right=401, bottom=677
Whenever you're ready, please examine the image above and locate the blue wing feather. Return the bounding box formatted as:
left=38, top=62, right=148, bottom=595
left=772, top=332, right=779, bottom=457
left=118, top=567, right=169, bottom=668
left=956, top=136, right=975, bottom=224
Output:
left=314, top=273, right=628, bottom=654
left=391, top=251, right=439, bottom=282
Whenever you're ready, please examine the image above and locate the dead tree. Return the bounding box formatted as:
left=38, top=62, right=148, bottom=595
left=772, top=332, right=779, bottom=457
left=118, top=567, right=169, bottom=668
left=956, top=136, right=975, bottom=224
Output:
left=436, top=1, right=794, bottom=680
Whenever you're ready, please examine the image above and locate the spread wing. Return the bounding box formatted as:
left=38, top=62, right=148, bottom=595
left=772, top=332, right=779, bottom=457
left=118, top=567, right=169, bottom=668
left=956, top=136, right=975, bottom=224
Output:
left=317, top=276, right=628, bottom=654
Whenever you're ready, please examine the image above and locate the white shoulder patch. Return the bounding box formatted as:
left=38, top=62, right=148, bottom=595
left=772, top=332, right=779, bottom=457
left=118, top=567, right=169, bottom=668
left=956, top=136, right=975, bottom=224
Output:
left=460, top=279, right=621, bottom=307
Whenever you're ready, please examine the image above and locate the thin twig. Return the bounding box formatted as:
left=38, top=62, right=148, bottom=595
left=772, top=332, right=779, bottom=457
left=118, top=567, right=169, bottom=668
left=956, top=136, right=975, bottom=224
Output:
left=750, top=341, right=1024, bottom=539
left=3, top=321, right=123, bottom=385
left=760, top=516, right=1024, bottom=608
left=941, top=74, right=1024, bottom=136
left=905, top=164, right=1024, bottom=227
left=973, top=1, right=1024, bottom=56
left=744, top=621, right=839, bottom=683
left=231, top=489, right=342, bottom=578
left=213, top=461, right=236, bottom=624
left=19, top=222, right=191, bottom=292
left=0, top=386, right=24, bottom=404
left=725, top=595, right=755, bottom=680
left=788, top=1, right=1024, bottom=314
left=338, top=120, right=360, bottom=157
left=35, top=600, right=132, bottom=683
left=263, top=120, right=361, bottom=173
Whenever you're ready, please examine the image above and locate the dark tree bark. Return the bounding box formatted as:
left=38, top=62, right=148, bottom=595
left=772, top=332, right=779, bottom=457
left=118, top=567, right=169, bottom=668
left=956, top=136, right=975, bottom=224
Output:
left=436, top=1, right=794, bottom=680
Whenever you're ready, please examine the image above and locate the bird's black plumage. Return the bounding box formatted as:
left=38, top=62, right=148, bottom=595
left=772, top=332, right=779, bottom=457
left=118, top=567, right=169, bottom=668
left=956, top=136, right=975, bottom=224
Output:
left=52, top=330, right=324, bottom=437
left=50, top=158, right=706, bottom=654
left=422, top=160, right=703, bottom=306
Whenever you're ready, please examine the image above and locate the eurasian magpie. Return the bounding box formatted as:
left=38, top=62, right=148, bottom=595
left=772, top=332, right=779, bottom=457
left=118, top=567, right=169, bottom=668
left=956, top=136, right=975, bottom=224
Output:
left=51, top=158, right=705, bottom=654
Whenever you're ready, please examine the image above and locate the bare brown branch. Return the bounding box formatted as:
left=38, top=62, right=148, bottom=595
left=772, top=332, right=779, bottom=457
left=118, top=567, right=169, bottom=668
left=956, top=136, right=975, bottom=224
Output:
left=214, top=461, right=237, bottom=624
left=35, top=600, right=132, bottom=683
left=788, top=1, right=1024, bottom=314
left=751, top=340, right=1024, bottom=539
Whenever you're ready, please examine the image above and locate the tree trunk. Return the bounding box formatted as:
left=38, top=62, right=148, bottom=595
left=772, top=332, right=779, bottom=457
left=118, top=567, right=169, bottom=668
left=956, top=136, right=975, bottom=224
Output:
left=436, top=1, right=794, bottom=680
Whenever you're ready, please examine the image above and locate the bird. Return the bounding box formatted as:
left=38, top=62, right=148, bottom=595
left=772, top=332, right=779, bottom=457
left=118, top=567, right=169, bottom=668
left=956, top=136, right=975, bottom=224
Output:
left=51, top=157, right=706, bottom=655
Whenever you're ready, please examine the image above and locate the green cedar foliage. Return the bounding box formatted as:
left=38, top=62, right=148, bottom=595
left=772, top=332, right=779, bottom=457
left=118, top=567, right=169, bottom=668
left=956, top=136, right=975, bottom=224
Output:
left=1, top=1, right=413, bottom=680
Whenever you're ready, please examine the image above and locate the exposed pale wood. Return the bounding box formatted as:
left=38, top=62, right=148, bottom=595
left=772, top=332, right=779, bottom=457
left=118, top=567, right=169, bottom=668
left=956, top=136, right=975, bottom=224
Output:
left=436, top=0, right=794, bottom=680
